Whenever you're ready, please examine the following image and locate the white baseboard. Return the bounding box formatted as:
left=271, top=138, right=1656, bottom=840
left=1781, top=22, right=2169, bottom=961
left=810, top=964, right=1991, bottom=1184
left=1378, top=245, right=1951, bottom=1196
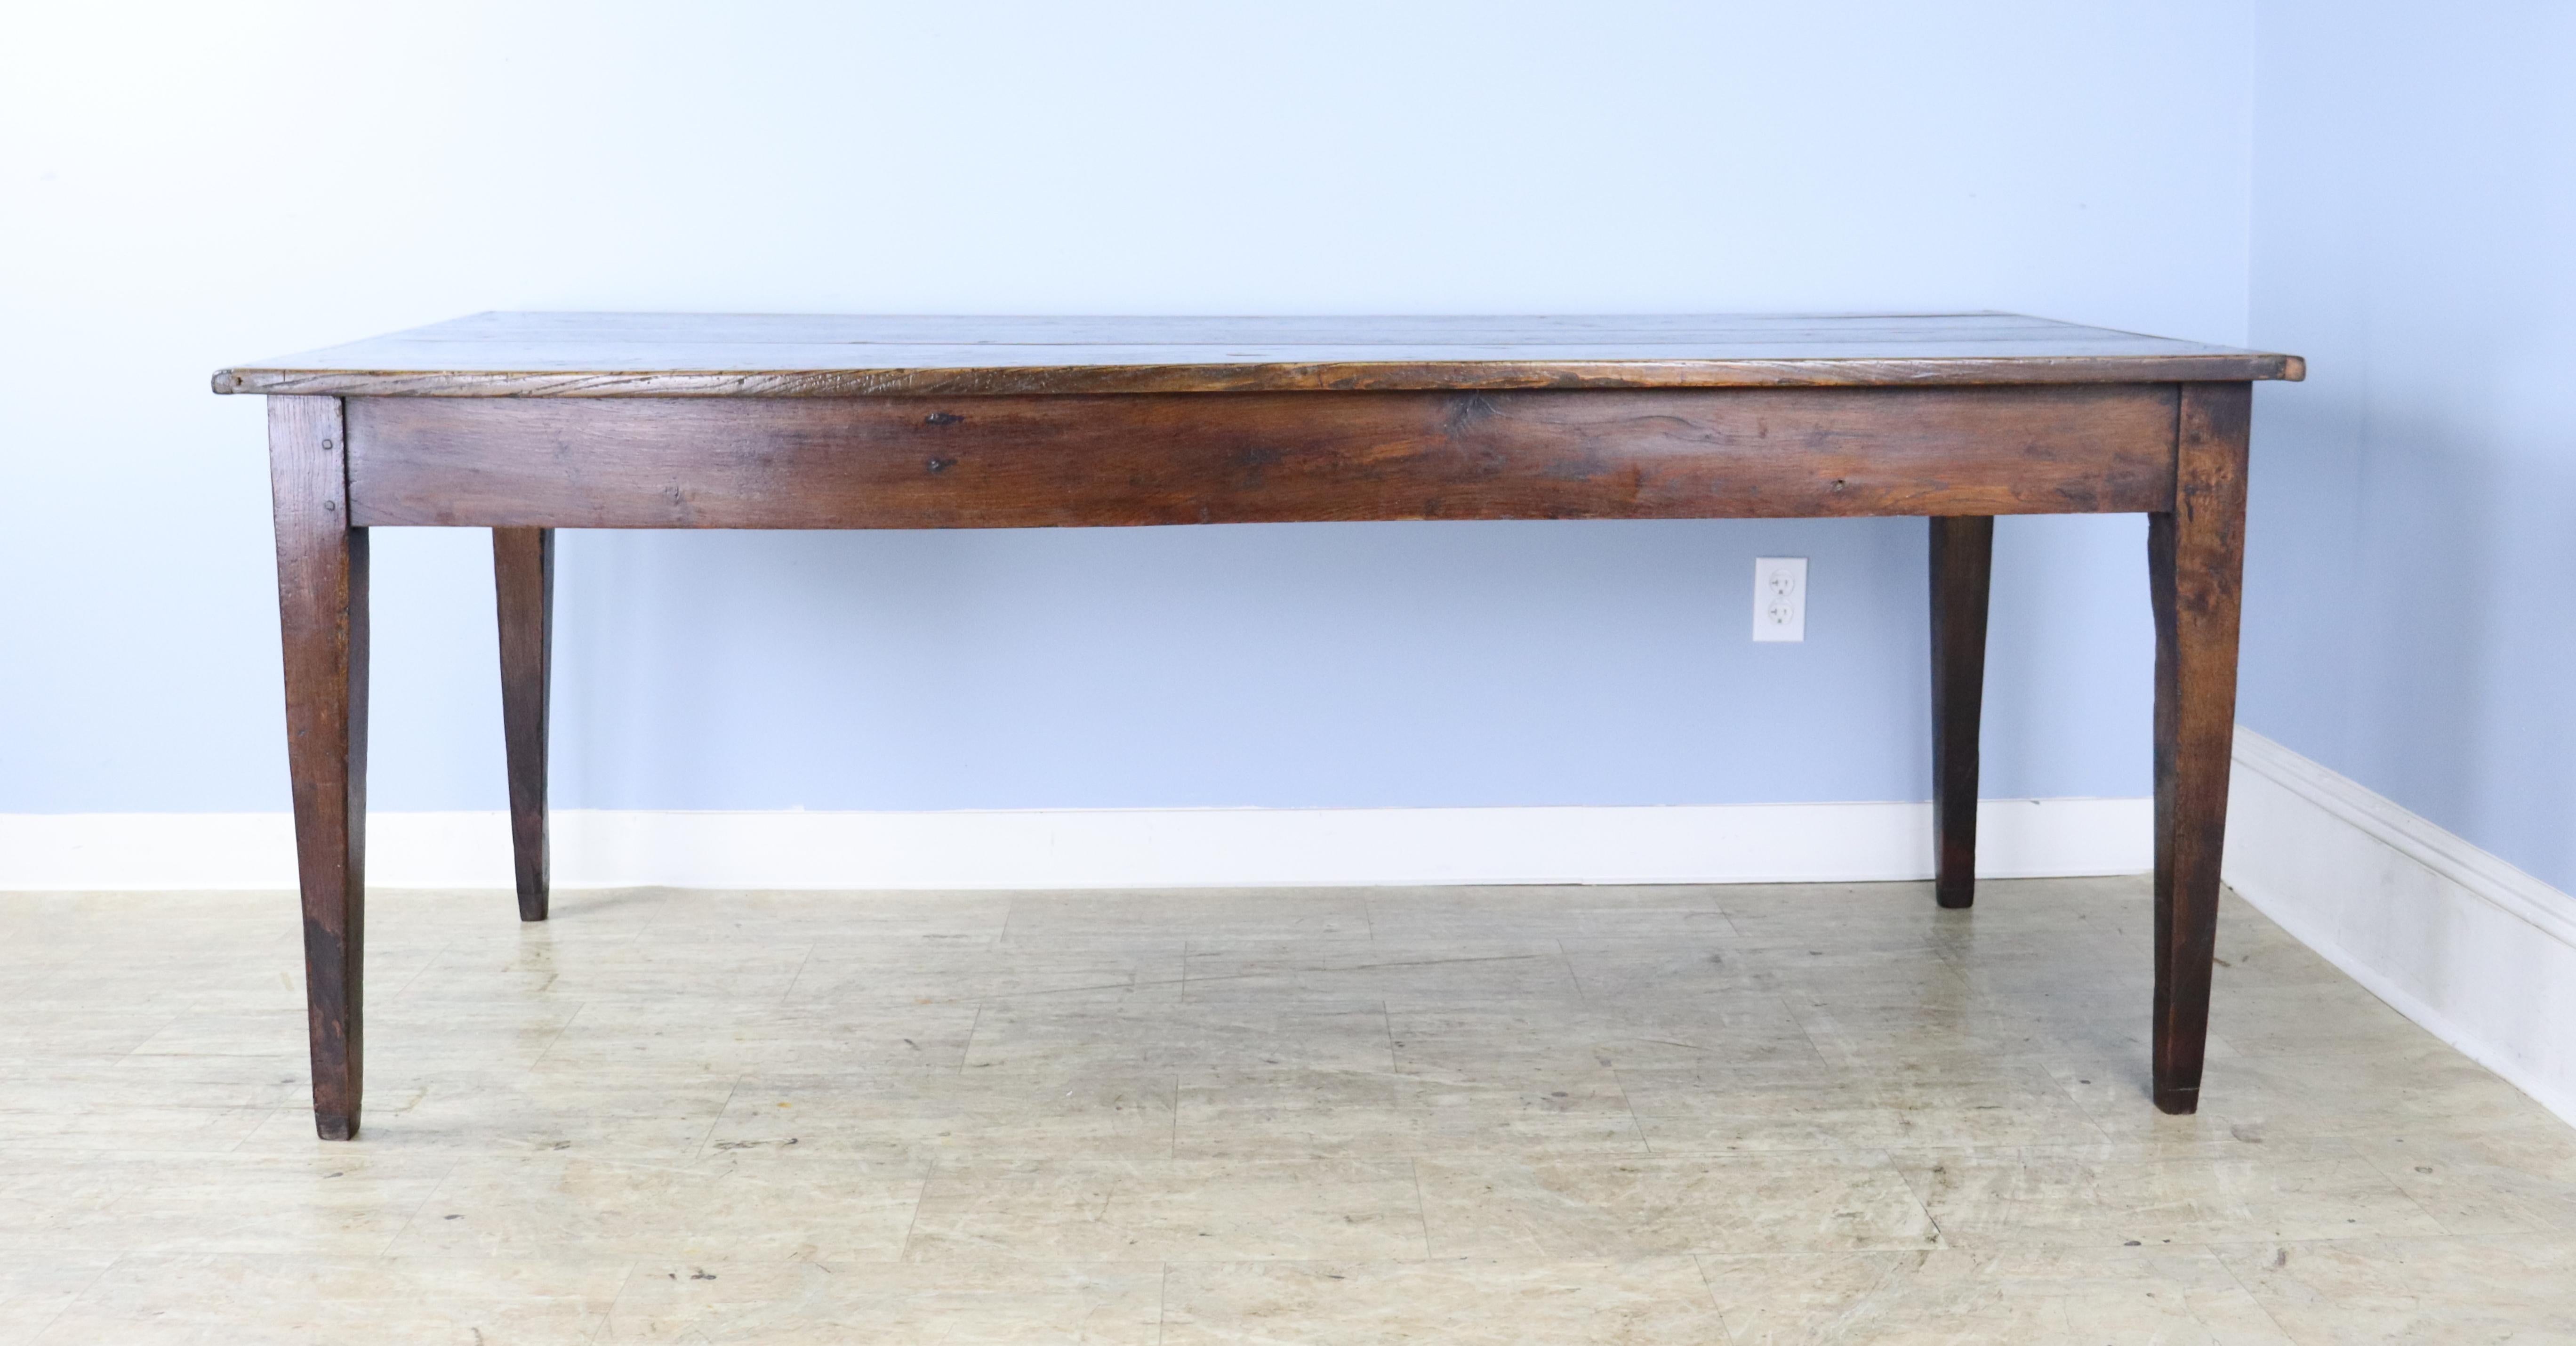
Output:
left=2225, top=726, right=2576, bottom=1128
left=0, top=796, right=2150, bottom=892
left=16, top=743, right=2562, bottom=1128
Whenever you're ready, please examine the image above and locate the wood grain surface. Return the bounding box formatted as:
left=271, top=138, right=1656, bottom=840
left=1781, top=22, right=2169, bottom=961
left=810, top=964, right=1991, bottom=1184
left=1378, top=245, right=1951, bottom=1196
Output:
left=345, top=384, right=2181, bottom=529
left=215, top=312, right=2303, bottom=397
left=492, top=528, right=553, bottom=924
left=1928, top=515, right=1996, bottom=911
left=267, top=395, right=368, bottom=1141
left=2148, top=381, right=2253, bottom=1115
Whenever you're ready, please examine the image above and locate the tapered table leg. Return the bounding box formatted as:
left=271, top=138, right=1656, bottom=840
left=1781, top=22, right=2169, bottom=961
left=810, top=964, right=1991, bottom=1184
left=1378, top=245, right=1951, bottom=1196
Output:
left=494, top=527, right=554, bottom=921
left=271, top=396, right=368, bottom=1141
left=2149, top=382, right=2252, bottom=1114
left=1930, top=515, right=1995, bottom=910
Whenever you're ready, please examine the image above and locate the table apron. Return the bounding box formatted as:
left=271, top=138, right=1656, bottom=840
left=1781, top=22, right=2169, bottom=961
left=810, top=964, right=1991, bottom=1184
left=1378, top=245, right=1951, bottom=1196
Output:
left=344, top=384, right=2182, bottom=529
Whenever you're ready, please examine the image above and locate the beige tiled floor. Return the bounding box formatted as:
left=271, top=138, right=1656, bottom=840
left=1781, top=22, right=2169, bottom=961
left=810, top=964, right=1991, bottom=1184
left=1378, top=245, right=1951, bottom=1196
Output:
left=3, top=878, right=2573, bottom=1342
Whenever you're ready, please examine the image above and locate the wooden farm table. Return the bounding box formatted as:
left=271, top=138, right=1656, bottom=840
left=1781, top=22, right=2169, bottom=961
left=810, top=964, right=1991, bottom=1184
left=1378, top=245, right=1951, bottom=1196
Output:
left=216, top=313, right=2302, bottom=1139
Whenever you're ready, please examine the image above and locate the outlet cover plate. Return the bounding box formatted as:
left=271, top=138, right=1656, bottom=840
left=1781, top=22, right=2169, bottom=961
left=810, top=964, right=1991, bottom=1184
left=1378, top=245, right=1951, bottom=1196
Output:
left=1753, top=556, right=1807, bottom=642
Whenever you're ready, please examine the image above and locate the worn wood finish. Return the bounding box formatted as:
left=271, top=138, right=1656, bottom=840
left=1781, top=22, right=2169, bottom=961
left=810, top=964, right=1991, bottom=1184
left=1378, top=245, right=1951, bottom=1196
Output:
left=268, top=395, right=368, bottom=1141
left=346, top=385, right=2182, bottom=530
left=212, top=312, right=2303, bottom=398
left=228, top=313, right=2303, bottom=1137
left=493, top=527, right=553, bottom=922
left=2148, top=382, right=2253, bottom=1115
left=1928, top=515, right=1995, bottom=911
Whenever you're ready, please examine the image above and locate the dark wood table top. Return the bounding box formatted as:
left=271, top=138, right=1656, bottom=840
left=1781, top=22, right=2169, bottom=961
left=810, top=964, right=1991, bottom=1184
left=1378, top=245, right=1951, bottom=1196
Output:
left=216, top=312, right=2303, bottom=399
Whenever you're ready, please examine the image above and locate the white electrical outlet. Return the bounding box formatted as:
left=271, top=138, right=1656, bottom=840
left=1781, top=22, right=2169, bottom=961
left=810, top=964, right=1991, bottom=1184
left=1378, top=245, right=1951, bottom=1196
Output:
left=1752, top=556, right=1807, bottom=642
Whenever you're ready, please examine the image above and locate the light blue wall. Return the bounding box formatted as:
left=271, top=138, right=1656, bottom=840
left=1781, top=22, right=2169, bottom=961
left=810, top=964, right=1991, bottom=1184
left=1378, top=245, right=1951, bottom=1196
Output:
left=2243, top=2, right=2576, bottom=892
left=0, top=2, right=2253, bottom=816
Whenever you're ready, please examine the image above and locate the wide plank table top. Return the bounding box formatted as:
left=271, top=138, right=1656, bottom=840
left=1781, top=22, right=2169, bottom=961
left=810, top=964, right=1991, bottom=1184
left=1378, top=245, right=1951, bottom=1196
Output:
left=216, top=312, right=2302, bottom=399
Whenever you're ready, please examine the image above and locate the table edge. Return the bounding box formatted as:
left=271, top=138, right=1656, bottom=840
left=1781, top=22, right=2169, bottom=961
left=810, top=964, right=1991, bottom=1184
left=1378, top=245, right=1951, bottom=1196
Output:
left=213, top=354, right=2304, bottom=397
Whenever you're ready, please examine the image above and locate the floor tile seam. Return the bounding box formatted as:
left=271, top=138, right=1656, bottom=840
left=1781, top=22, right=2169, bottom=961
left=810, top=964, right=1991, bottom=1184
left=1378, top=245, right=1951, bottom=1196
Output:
left=1607, top=1065, right=1656, bottom=1158
left=1615, top=1135, right=2074, bottom=1161
left=2040, top=1067, right=2159, bottom=1137
left=0, top=1137, right=282, bottom=1167
left=2022, top=1055, right=2121, bottom=1150
left=771, top=940, right=822, bottom=1004
left=1155, top=1259, right=1170, bottom=1345
left=1144, top=1254, right=1730, bottom=1270
left=1693, top=905, right=1750, bottom=940
left=916, top=1249, right=1452, bottom=1269
left=1412, top=1145, right=1958, bottom=1171
left=2194, top=1231, right=2576, bottom=1265
left=0, top=1237, right=187, bottom=1261
left=0, top=1099, right=289, bottom=1119
left=87, top=1013, right=192, bottom=1070
left=957, top=999, right=987, bottom=1077
left=1934, top=1145, right=2428, bottom=1176
left=2333, top=1145, right=2491, bottom=1239
left=24, top=1249, right=127, bottom=1340
left=2083, top=1117, right=2516, bottom=1153
left=520, top=997, right=590, bottom=1070
left=222, top=1106, right=283, bottom=1153
left=985, top=972, right=1200, bottom=1003
left=580, top=1275, right=624, bottom=1342
left=369, top=1150, right=479, bottom=1258
left=606, top=913, right=663, bottom=954
left=581, top=1257, right=654, bottom=1341
left=378, top=937, right=455, bottom=1003
left=1547, top=935, right=1610, bottom=1007
left=1765, top=989, right=1838, bottom=1071
left=2204, top=1029, right=2516, bottom=1060
left=1430, top=1235, right=1968, bottom=1262
left=1409, top=1156, right=1434, bottom=1260
left=1885, top=1148, right=1956, bottom=1249
left=1683, top=1251, right=1746, bottom=1346
left=1894, top=1225, right=2430, bottom=1256
left=2344, top=1117, right=2576, bottom=1162
left=2205, top=1239, right=2308, bottom=1343
left=684, top=1069, right=755, bottom=1162
left=173, top=966, right=313, bottom=1016
left=82, top=1248, right=646, bottom=1273
left=892, top=1157, right=936, bottom=1263
left=1372, top=984, right=1402, bottom=1077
